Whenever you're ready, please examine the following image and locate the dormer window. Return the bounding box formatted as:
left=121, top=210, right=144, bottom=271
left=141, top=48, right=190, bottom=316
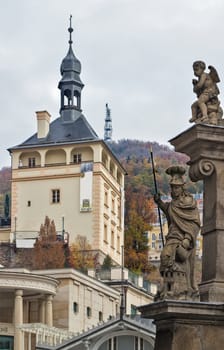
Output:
left=28, top=157, right=36, bottom=168
left=73, top=153, right=82, bottom=164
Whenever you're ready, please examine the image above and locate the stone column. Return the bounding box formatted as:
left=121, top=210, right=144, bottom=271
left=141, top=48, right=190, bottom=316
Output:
left=45, top=294, right=53, bottom=327
left=14, top=289, right=24, bottom=350
left=39, top=299, right=46, bottom=324
left=170, top=123, right=224, bottom=301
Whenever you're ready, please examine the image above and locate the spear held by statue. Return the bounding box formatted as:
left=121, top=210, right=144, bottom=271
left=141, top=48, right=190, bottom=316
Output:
left=150, top=146, right=165, bottom=248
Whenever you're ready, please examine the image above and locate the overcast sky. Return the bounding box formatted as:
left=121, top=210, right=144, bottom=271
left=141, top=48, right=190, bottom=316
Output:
left=0, top=0, right=224, bottom=166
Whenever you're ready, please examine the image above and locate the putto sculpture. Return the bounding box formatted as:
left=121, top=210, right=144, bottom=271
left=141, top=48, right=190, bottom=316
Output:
left=154, top=166, right=201, bottom=300
left=190, top=61, right=223, bottom=125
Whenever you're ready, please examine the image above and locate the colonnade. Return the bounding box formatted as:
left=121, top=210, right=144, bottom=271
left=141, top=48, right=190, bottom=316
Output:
left=14, top=290, right=54, bottom=350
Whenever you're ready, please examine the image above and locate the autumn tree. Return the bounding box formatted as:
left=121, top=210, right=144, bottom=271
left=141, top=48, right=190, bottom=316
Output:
left=69, top=235, right=97, bottom=272
left=33, top=216, right=65, bottom=269
left=124, top=205, right=152, bottom=274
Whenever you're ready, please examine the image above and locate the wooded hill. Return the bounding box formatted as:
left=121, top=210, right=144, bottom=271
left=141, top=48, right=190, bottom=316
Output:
left=109, top=139, right=203, bottom=196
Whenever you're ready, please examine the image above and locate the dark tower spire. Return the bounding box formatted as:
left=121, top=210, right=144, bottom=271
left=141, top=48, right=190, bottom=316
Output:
left=68, top=14, right=73, bottom=46
left=104, top=103, right=113, bottom=142
left=58, top=16, right=84, bottom=122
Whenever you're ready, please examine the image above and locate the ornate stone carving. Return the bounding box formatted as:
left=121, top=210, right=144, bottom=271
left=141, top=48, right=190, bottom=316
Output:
left=189, top=159, right=215, bottom=182
left=154, top=166, right=201, bottom=301
left=190, top=61, right=223, bottom=125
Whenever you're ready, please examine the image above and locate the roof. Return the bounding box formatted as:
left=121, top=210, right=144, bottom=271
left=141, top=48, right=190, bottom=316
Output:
left=36, top=315, right=155, bottom=350
left=9, top=114, right=99, bottom=150
left=8, top=113, right=127, bottom=174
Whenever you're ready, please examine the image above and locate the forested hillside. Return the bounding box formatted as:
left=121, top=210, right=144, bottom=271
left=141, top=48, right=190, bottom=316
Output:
left=109, top=139, right=203, bottom=196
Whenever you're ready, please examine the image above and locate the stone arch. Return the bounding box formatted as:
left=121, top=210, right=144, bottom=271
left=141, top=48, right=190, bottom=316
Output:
left=70, top=146, right=93, bottom=163
left=45, top=149, right=66, bottom=166
left=92, top=329, right=155, bottom=350
left=19, top=151, right=41, bottom=168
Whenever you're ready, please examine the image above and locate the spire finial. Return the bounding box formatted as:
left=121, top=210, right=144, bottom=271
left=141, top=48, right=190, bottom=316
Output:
left=68, top=14, right=73, bottom=46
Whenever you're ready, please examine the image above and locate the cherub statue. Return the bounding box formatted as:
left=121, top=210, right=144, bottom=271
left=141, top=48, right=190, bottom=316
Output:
left=154, top=166, right=201, bottom=300
left=190, top=61, right=223, bottom=125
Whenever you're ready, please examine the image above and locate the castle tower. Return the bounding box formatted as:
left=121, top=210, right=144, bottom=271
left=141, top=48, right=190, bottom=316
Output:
left=104, top=103, right=113, bottom=142
left=8, top=18, right=125, bottom=265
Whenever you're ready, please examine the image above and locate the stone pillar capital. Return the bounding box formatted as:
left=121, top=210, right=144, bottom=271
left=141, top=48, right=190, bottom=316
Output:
left=189, top=158, right=215, bottom=181
left=46, top=294, right=53, bottom=301
left=15, top=289, right=23, bottom=297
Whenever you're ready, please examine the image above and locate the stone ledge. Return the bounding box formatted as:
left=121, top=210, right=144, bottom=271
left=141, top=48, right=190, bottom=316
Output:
left=138, top=300, right=224, bottom=322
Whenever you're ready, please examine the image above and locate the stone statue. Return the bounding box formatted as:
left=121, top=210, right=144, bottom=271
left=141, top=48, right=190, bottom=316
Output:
left=190, top=60, right=223, bottom=125
left=154, top=166, right=201, bottom=300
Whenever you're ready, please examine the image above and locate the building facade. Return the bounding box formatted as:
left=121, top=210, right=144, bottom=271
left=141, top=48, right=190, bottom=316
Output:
left=8, top=21, right=125, bottom=265
left=0, top=268, right=59, bottom=350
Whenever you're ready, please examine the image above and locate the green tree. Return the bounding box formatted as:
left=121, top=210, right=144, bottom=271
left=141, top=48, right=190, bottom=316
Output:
left=102, top=254, right=113, bottom=270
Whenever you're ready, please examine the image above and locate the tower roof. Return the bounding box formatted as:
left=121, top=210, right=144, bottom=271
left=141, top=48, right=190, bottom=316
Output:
left=58, top=16, right=84, bottom=122
left=11, top=114, right=99, bottom=149
left=60, top=15, right=82, bottom=77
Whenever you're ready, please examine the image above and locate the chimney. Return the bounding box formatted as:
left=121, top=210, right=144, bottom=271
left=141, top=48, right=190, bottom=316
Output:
left=36, top=110, right=51, bottom=138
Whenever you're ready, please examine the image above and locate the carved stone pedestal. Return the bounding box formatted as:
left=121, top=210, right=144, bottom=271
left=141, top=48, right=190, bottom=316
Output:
left=156, top=269, right=190, bottom=301
left=170, top=123, right=224, bottom=302
left=139, top=300, right=224, bottom=350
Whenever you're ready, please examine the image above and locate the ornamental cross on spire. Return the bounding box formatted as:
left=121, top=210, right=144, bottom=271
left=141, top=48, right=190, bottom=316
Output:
left=68, top=14, right=73, bottom=46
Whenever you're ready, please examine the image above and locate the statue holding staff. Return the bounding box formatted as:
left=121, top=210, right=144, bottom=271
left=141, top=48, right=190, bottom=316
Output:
left=154, top=166, right=201, bottom=300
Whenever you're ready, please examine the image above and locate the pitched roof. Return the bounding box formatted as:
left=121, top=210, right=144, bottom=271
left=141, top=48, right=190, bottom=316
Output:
left=10, top=114, right=99, bottom=150
left=35, top=315, right=155, bottom=350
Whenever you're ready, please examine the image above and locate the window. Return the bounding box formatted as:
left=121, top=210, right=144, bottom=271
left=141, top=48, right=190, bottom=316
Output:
left=108, top=337, right=117, bottom=350
left=28, top=157, right=36, bottom=167
left=73, top=153, right=82, bottom=164
left=131, top=304, right=137, bottom=316
left=117, top=204, right=121, bottom=225
left=0, top=336, right=14, bottom=350
left=52, top=189, right=60, bottom=203
left=73, top=302, right=78, bottom=313
left=111, top=231, right=115, bottom=248
left=87, top=306, right=92, bottom=318
left=112, top=198, right=115, bottom=213
left=104, top=191, right=108, bottom=206
left=152, top=233, right=156, bottom=241
left=104, top=224, right=108, bottom=242
left=27, top=201, right=31, bottom=207
left=135, top=337, right=144, bottom=350
left=117, top=236, right=120, bottom=252
left=99, top=311, right=103, bottom=321
left=152, top=242, right=155, bottom=249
